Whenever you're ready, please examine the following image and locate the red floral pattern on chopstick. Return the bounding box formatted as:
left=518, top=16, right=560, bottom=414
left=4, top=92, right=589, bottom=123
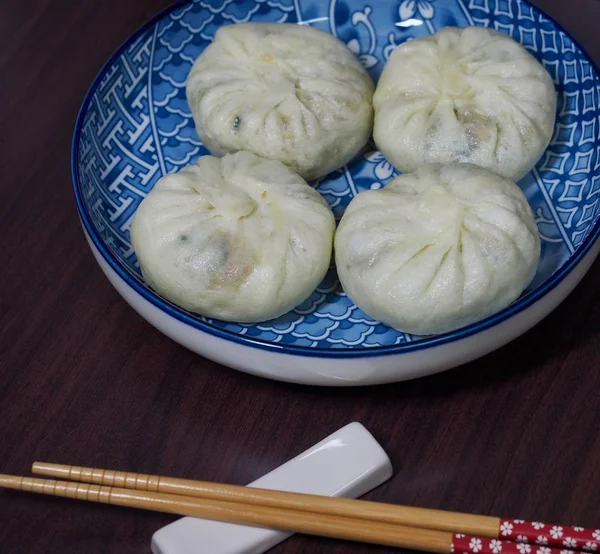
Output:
left=499, top=520, right=600, bottom=552
left=452, top=534, right=580, bottom=554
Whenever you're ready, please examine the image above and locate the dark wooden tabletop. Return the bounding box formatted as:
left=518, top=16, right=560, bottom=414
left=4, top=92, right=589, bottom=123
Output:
left=1, top=1, right=599, bottom=552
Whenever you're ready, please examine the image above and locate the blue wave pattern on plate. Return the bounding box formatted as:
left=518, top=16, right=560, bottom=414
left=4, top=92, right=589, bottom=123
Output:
left=77, top=0, right=600, bottom=348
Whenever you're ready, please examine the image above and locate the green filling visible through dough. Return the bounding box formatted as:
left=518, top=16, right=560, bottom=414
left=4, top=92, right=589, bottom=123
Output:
left=233, top=116, right=241, bottom=130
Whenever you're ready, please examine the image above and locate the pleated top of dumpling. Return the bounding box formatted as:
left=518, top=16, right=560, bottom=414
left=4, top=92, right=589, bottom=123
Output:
left=374, top=26, right=556, bottom=181
left=186, top=23, right=374, bottom=181
left=131, top=152, right=335, bottom=322
left=335, top=164, right=541, bottom=335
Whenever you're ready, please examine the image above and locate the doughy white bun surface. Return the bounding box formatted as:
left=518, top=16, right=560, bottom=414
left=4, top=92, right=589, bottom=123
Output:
left=335, top=164, right=541, bottom=335
left=131, top=152, right=335, bottom=323
left=373, top=26, right=556, bottom=181
left=186, top=22, right=374, bottom=181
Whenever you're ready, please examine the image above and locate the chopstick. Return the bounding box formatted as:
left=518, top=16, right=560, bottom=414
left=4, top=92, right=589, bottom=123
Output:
left=32, top=462, right=600, bottom=553
left=0, top=473, right=472, bottom=552
left=0, top=473, right=583, bottom=554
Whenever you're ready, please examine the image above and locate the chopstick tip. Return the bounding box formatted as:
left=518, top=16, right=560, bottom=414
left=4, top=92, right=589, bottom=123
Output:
left=31, top=461, right=65, bottom=477
left=0, top=474, right=24, bottom=490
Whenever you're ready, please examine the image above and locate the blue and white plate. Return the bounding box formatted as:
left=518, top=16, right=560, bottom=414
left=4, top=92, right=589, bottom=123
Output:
left=73, top=0, right=600, bottom=385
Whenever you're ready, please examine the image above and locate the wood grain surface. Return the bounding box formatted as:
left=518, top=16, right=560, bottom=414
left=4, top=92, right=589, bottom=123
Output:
left=0, top=1, right=599, bottom=552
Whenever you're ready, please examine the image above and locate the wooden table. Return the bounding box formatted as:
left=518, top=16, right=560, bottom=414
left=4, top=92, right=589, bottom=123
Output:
left=1, top=1, right=599, bottom=552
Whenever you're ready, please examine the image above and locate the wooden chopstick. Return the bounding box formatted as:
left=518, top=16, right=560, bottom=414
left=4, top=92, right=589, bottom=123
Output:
left=31, top=462, right=497, bottom=534
left=0, top=472, right=591, bottom=554
left=0, top=473, right=584, bottom=554
left=0, top=473, right=459, bottom=553
left=31, top=462, right=600, bottom=553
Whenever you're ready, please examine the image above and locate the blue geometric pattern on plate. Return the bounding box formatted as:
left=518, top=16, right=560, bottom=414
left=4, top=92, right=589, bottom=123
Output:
left=76, top=0, right=600, bottom=349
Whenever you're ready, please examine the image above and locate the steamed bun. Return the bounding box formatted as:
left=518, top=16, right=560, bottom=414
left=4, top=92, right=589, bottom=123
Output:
left=334, top=164, right=541, bottom=335
left=186, top=23, right=374, bottom=181
left=131, top=152, right=335, bottom=322
left=373, top=26, right=556, bottom=181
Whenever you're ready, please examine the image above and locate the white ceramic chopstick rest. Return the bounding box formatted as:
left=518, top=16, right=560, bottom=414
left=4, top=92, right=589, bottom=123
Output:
left=151, top=422, right=393, bottom=554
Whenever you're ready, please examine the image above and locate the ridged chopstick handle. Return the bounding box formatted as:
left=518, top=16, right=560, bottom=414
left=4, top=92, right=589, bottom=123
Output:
left=32, top=463, right=161, bottom=492
left=499, top=520, right=600, bottom=553
left=4, top=475, right=112, bottom=504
